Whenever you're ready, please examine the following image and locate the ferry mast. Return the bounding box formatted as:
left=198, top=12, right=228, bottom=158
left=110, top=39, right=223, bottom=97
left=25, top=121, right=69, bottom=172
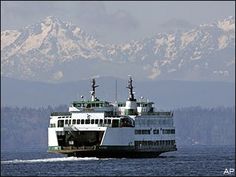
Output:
left=127, top=76, right=136, bottom=101
left=125, top=76, right=137, bottom=115
left=91, top=78, right=99, bottom=101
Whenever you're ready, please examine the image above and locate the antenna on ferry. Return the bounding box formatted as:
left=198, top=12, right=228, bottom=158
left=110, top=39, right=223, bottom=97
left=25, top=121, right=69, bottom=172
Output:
left=115, top=79, right=117, bottom=103
left=91, top=78, right=99, bottom=101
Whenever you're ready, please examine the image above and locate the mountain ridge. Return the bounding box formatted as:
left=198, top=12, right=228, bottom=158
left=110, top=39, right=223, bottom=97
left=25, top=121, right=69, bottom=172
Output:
left=1, top=16, right=235, bottom=82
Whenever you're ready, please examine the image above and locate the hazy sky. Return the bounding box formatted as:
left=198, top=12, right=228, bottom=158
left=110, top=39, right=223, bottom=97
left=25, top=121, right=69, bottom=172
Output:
left=1, top=1, right=235, bottom=43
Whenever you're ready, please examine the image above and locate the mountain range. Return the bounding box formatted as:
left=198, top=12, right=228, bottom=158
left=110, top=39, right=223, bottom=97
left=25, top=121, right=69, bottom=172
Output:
left=1, top=16, right=235, bottom=83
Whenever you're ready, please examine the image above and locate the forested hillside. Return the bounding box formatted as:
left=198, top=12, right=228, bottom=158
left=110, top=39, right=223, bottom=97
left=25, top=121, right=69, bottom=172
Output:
left=1, top=106, right=235, bottom=152
left=174, top=107, right=235, bottom=145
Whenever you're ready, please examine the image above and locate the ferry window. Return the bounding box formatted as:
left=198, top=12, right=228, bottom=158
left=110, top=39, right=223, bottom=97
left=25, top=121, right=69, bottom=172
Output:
left=108, top=119, right=111, bottom=124
left=96, top=103, right=99, bottom=107
left=72, top=119, right=76, bottom=124
left=141, top=130, right=150, bottom=134
left=100, top=103, right=103, bottom=107
left=85, top=119, right=90, bottom=124
left=78, top=103, right=81, bottom=107
left=58, top=117, right=61, bottom=119
left=66, top=116, right=68, bottom=118
left=104, top=119, right=107, bottom=124
left=50, top=123, right=55, bottom=127
left=58, top=120, right=64, bottom=127
left=92, top=103, right=95, bottom=107
left=62, top=116, right=65, bottom=118
left=81, top=119, right=84, bottom=124
left=153, top=129, right=159, bottom=134
left=95, top=119, right=99, bottom=124
left=112, top=119, right=119, bottom=127
left=87, top=104, right=91, bottom=108
left=162, top=129, right=174, bottom=134
left=120, top=117, right=134, bottom=127
left=148, top=141, right=153, bottom=146
left=65, top=119, right=68, bottom=124
left=77, top=119, right=80, bottom=124
left=69, top=120, right=71, bottom=124
left=135, top=130, right=142, bottom=134
left=82, top=103, right=85, bottom=107
left=91, top=119, right=94, bottom=124
left=99, top=119, right=103, bottom=124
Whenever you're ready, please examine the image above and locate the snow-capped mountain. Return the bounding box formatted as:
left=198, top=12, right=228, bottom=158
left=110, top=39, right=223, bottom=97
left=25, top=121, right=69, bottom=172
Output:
left=1, top=16, right=235, bottom=82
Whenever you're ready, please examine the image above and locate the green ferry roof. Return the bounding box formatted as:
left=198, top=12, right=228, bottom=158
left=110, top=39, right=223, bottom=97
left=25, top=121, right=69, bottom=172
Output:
left=51, top=112, right=71, bottom=116
left=117, top=101, right=154, bottom=104
left=72, top=100, right=109, bottom=104
left=138, top=101, right=154, bottom=104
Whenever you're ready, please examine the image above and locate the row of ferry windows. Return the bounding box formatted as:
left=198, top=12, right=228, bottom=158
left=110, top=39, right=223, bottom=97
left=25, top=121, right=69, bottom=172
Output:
left=58, top=116, right=71, bottom=119
left=57, top=119, right=113, bottom=127
left=136, top=119, right=172, bottom=126
left=135, top=129, right=175, bottom=135
left=135, top=140, right=175, bottom=146
left=73, top=103, right=109, bottom=108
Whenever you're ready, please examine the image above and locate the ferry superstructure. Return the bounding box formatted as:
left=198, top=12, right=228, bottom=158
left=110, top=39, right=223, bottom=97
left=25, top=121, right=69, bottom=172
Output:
left=48, top=77, right=177, bottom=158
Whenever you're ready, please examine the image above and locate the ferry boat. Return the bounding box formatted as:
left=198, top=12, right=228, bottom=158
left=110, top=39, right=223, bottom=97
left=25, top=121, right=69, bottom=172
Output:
left=48, top=77, right=177, bottom=158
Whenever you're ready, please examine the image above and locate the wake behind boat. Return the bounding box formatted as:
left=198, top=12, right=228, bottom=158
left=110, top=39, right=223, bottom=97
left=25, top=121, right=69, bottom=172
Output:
left=48, top=77, right=177, bottom=158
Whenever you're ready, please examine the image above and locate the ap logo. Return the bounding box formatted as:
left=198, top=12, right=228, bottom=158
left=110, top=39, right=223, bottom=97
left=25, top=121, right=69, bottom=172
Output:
left=223, top=168, right=235, bottom=175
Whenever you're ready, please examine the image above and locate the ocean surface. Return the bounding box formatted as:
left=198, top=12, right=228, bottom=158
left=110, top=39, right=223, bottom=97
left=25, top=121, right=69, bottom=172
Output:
left=1, top=145, right=235, bottom=176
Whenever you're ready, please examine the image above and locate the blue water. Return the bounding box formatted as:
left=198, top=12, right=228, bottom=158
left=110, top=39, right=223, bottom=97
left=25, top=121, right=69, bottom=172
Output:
left=1, top=145, right=235, bottom=176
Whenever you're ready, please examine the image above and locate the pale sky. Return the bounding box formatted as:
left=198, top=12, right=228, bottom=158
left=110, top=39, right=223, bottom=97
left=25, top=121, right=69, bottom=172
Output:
left=1, top=1, right=235, bottom=43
